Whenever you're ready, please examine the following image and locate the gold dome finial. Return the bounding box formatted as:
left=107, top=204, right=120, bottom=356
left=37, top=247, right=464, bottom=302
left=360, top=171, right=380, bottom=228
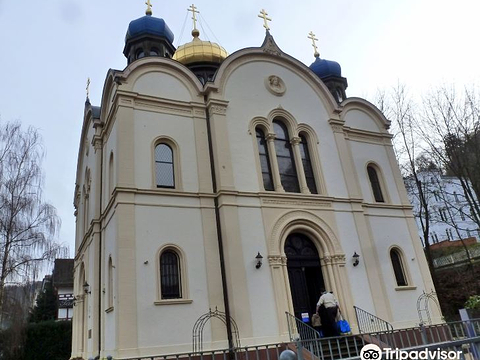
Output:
left=173, top=5, right=228, bottom=66
left=308, top=31, right=320, bottom=58
left=258, top=9, right=272, bottom=31
left=188, top=4, right=200, bottom=37
left=145, top=0, right=153, bottom=15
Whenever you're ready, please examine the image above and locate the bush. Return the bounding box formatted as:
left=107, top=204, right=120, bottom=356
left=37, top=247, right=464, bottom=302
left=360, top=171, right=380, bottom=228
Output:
left=23, top=320, right=72, bottom=360
left=465, top=295, right=480, bottom=310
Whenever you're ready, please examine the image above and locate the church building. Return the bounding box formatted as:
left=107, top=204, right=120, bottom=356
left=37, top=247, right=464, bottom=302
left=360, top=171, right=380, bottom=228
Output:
left=72, top=4, right=441, bottom=359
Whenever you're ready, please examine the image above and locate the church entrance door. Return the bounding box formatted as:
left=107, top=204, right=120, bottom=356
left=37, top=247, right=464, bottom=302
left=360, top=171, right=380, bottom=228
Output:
left=285, top=233, right=325, bottom=323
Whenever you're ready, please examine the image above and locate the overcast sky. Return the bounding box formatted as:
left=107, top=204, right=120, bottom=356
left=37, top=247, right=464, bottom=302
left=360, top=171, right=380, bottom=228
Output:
left=0, top=0, right=479, bottom=256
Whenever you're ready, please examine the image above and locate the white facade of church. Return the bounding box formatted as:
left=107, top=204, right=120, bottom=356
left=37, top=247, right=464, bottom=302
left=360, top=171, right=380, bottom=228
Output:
left=71, top=10, right=442, bottom=360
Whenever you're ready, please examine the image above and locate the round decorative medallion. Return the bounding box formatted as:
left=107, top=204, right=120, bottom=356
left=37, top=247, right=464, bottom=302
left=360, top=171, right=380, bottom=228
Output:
left=265, top=75, right=286, bottom=96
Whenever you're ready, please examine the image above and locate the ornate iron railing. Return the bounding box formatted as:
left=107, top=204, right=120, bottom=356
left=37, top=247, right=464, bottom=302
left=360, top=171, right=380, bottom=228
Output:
left=354, top=305, right=394, bottom=334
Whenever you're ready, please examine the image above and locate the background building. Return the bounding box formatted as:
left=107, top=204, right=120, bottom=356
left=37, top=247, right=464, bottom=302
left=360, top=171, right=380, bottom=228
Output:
left=53, top=259, right=74, bottom=321
left=405, top=171, right=480, bottom=246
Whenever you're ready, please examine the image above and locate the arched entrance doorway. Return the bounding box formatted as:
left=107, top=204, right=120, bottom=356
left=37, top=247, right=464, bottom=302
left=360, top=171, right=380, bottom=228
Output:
left=284, top=233, right=325, bottom=322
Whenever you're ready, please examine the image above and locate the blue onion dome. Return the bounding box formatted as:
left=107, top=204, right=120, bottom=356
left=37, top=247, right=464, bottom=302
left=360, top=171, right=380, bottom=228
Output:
left=309, top=55, right=342, bottom=78
left=125, top=15, right=174, bottom=44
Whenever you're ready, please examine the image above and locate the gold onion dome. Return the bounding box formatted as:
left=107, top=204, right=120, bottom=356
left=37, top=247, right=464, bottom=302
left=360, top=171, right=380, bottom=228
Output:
left=173, top=29, right=228, bottom=65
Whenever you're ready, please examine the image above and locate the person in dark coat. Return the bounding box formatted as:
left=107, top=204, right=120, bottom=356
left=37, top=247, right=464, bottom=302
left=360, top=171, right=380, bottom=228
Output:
left=316, top=289, right=340, bottom=337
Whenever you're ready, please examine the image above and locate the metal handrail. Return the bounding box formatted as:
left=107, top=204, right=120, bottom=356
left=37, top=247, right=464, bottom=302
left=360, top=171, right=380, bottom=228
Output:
left=354, top=305, right=394, bottom=334
left=117, top=318, right=480, bottom=360
left=285, top=311, right=321, bottom=341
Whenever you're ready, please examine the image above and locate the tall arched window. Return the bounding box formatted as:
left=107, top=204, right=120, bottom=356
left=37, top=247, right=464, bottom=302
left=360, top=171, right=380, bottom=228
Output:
left=160, top=250, right=181, bottom=299
left=256, top=128, right=274, bottom=191
left=367, top=165, right=385, bottom=202
left=390, top=248, right=408, bottom=286
left=273, top=120, right=299, bottom=193
left=108, top=257, right=114, bottom=309
left=108, top=153, right=114, bottom=195
left=155, top=144, right=175, bottom=188
left=299, top=135, right=317, bottom=194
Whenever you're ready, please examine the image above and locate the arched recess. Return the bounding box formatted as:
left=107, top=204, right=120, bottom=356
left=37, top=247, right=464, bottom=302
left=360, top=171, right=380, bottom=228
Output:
left=76, top=263, right=87, bottom=353
left=210, top=47, right=339, bottom=115
left=117, top=58, right=205, bottom=99
left=341, top=97, right=391, bottom=133
left=108, top=152, right=114, bottom=196
left=268, top=210, right=356, bottom=335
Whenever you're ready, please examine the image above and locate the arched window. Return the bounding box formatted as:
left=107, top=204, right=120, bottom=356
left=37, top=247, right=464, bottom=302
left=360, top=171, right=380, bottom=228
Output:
left=256, top=128, right=274, bottom=191
left=150, top=48, right=159, bottom=56
left=108, top=257, right=114, bottom=309
left=108, top=153, right=114, bottom=195
left=136, top=49, right=145, bottom=59
left=160, top=250, right=181, bottom=299
left=390, top=248, right=408, bottom=286
left=367, top=165, right=385, bottom=202
left=273, top=120, right=299, bottom=193
left=299, top=135, right=317, bottom=194
left=155, top=143, right=175, bottom=188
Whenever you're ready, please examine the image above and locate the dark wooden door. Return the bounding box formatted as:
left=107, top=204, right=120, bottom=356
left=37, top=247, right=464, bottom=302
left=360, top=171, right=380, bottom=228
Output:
left=285, top=234, right=325, bottom=322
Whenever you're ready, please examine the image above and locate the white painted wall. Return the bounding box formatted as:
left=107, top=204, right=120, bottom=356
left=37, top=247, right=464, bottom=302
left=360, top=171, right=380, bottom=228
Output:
left=133, top=110, right=199, bottom=192
left=133, top=72, right=192, bottom=102
left=134, top=204, right=212, bottom=348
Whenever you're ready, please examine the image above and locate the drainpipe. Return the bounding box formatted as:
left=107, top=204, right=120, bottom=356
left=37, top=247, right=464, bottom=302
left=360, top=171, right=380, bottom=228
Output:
left=203, top=95, right=234, bottom=352
left=93, top=118, right=104, bottom=360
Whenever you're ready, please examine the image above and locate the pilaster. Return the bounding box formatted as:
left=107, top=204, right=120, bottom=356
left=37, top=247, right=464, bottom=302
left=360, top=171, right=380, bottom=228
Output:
left=328, top=119, right=362, bottom=199
left=206, top=99, right=235, bottom=191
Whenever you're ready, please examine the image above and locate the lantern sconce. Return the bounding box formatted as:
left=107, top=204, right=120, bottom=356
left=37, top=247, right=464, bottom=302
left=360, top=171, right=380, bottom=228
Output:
left=255, top=252, right=263, bottom=269
left=352, top=252, right=360, bottom=267
left=83, top=281, right=91, bottom=294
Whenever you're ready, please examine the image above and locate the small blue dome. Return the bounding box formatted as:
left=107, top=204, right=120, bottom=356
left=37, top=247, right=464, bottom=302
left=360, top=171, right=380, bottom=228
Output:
left=309, top=57, right=342, bottom=78
left=126, top=15, right=174, bottom=44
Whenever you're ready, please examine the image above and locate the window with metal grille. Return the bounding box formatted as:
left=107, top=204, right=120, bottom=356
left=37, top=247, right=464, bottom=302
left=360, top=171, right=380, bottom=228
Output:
left=273, top=121, right=299, bottom=193
left=367, top=165, right=385, bottom=202
left=390, top=248, right=408, bottom=286
left=160, top=250, right=181, bottom=299
left=299, top=135, right=317, bottom=194
left=155, top=144, right=174, bottom=188
left=256, top=128, right=274, bottom=191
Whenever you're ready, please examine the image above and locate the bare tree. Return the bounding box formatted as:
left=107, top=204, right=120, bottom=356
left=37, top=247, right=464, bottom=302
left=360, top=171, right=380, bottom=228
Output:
left=419, top=85, right=480, bottom=230
left=375, top=84, right=439, bottom=288
left=0, top=121, right=62, bottom=323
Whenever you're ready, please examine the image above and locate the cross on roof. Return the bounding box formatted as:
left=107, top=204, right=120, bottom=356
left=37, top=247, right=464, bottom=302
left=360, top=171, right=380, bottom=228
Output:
left=258, top=9, right=272, bottom=31
left=86, top=78, right=90, bottom=99
left=188, top=4, right=200, bottom=30
left=308, top=31, right=320, bottom=57
left=145, top=0, right=153, bottom=15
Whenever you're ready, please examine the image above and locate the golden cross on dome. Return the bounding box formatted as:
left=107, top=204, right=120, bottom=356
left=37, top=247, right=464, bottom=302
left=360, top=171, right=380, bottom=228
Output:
left=308, top=31, right=320, bottom=57
left=258, top=9, right=271, bottom=31
left=86, top=77, right=91, bottom=99
left=188, top=4, right=200, bottom=30
left=145, top=0, right=153, bottom=15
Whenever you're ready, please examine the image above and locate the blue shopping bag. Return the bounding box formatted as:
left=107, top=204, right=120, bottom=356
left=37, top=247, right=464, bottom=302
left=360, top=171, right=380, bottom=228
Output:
left=337, top=315, right=351, bottom=335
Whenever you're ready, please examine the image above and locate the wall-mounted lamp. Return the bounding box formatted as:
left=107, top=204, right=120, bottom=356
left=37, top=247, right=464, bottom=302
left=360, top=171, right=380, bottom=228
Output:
left=83, top=281, right=91, bottom=294
left=352, top=252, right=360, bottom=267
left=255, top=252, right=263, bottom=269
